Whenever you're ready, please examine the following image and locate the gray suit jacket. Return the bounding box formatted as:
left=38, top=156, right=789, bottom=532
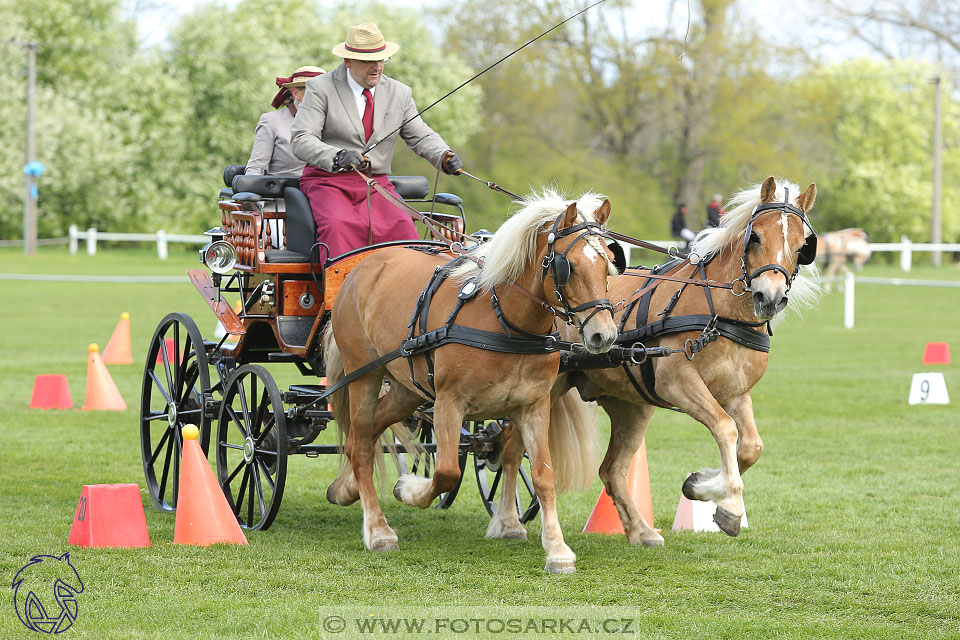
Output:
left=245, top=108, right=305, bottom=176
left=290, top=63, right=450, bottom=174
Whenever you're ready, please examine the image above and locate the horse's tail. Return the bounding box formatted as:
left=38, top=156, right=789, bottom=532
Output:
left=321, top=322, right=413, bottom=487
left=548, top=388, right=600, bottom=493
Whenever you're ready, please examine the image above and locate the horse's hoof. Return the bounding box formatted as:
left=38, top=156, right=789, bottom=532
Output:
left=393, top=479, right=403, bottom=502
left=325, top=482, right=343, bottom=505
left=713, top=506, right=742, bottom=537
left=499, top=528, right=528, bottom=541
left=545, top=559, right=576, bottom=574
left=370, top=538, right=400, bottom=552
left=682, top=473, right=701, bottom=501
left=641, top=534, right=664, bottom=548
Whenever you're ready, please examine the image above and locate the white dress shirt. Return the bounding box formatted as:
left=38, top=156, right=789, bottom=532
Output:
left=345, top=72, right=376, bottom=119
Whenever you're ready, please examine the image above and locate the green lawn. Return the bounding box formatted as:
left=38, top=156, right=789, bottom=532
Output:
left=1, top=247, right=958, bottom=639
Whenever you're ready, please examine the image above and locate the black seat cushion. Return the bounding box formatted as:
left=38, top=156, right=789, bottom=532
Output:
left=232, top=174, right=300, bottom=198
left=388, top=176, right=429, bottom=199
left=223, top=165, right=246, bottom=188
left=283, top=186, right=317, bottom=257
left=263, top=249, right=311, bottom=263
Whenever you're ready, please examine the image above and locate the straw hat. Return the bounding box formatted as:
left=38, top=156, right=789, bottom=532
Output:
left=280, top=65, right=327, bottom=89
left=332, top=22, right=399, bottom=60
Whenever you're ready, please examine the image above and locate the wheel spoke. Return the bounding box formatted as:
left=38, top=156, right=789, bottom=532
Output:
left=150, top=428, right=172, bottom=465
left=234, top=465, right=250, bottom=516
left=226, top=458, right=245, bottom=484
left=487, top=468, right=502, bottom=501
left=179, top=364, right=200, bottom=405
left=252, top=466, right=267, bottom=521
left=157, top=429, right=175, bottom=503
left=149, top=370, right=175, bottom=406
left=144, top=410, right=171, bottom=422
left=247, top=469, right=255, bottom=525
left=225, top=404, right=246, bottom=440
left=255, top=457, right=277, bottom=491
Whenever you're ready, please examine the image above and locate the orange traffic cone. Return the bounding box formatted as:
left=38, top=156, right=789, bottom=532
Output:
left=583, top=439, right=655, bottom=534
left=174, top=424, right=248, bottom=546
left=68, top=484, right=151, bottom=548
left=30, top=374, right=73, bottom=409
left=154, top=337, right=181, bottom=365
left=82, top=344, right=126, bottom=411
left=922, top=342, right=951, bottom=365
left=102, top=312, right=133, bottom=365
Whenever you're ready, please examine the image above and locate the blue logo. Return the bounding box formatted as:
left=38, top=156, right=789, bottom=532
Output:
left=11, top=553, right=84, bottom=634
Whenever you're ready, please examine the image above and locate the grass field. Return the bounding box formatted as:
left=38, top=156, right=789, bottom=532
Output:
left=1, top=247, right=959, bottom=639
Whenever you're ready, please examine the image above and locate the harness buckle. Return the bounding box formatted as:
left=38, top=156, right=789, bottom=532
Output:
left=731, top=277, right=749, bottom=297
left=629, top=342, right=648, bottom=365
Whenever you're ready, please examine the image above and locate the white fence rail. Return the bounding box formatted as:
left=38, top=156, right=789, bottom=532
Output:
left=68, top=225, right=208, bottom=259
left=829, top=272, right=960, bottom=329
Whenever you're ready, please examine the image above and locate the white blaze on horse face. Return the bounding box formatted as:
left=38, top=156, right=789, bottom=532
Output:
left=777, top=212, right=789, bottom=263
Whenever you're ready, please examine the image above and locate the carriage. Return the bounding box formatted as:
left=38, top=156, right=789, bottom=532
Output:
left=139, top=162, right=820, bottom=573
left=139, top=166, right=540, bottom=532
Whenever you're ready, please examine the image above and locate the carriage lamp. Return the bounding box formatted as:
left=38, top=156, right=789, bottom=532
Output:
left=203, top=240, right=237, bottom=275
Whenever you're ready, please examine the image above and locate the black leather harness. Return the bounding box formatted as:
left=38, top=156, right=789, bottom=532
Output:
left=614, top=258, right=770, bottom=408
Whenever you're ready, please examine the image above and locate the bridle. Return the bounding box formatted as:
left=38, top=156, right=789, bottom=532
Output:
left=539, top=212, right=616, bottom=333
left=735, top=189, right=818, bottom=296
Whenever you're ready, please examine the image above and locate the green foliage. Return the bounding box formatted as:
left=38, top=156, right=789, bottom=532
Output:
left=790, top=59, right=959, bottom=241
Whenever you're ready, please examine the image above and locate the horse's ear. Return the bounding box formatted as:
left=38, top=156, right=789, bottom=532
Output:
left=760, top=176, right=777, bottom=203
left=560, top=202, right=579, bottom=230
left=593, top=199, right=611, bottom=226
left=797, top=182, right=817, bottom=213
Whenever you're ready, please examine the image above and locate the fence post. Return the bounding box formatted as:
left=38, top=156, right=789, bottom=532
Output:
left=900, top=235, right=912, bottom=272
left=69, top=225, right=78, bottom=254
left=157, top=230, right=168, bottom=260
left=843, top=272, right=855, bottom=329
left=86, top=228, right=97, bottom=256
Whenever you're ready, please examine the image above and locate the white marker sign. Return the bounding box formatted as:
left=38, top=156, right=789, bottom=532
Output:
left=908, top=373, right=950, bottom=405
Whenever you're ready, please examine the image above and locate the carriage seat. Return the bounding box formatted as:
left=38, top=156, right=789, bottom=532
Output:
left=220, top=166, right=436, bottom=264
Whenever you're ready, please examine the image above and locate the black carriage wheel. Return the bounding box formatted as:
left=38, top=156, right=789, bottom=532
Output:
left=394, top=412, right=466, bottom=510
left=473, top=420, right=540, bottom=524
left=215, top=364, right=287, bottom=531
left=140, top=313, right=211, bottom=512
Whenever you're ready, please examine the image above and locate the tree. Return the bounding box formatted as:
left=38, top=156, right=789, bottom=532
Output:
left=789, top=59, right=960, bottom=242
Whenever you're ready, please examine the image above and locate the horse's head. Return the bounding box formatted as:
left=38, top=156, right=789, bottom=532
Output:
left=738, top=176, right=818, bottom=319
left=539, top=198, right=619, bottom=353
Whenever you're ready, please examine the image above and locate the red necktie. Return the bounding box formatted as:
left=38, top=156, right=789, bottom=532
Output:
left=361, top=89, right=374, bottom=142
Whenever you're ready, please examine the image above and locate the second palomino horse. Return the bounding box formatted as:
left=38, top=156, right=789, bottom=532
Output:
left=495, top=176, right=820, bottom=548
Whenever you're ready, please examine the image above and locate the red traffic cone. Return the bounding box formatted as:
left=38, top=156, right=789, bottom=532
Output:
left=155, top=337, right=182, bottom=365
left=30, top=374, right=73, bottom=409
left=82, top=344, right=126, bottom=411
left=922, top=342, right=951, bottom=365
left=583, top=440, right=655, bottom=534
left=174, top=424, right=248, bottom=546
left=68, top=484, right=151, bottom=548
left=102, top=312, right=133, bottom=365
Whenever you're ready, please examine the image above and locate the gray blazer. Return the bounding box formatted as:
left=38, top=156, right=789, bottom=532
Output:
left=245, top=108, right=305, bottom=176
left=291, top=63, right=450, bottom=174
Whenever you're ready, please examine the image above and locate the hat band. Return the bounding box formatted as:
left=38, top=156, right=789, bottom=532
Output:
left=345, top=43, right=386, bottom=53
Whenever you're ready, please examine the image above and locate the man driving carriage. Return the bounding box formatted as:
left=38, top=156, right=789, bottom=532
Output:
left=291, top=22, right=463, bottom=258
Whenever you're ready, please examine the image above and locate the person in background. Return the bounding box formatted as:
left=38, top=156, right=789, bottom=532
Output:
left=245, top=65, right=326, bottom=176
left=291, top=22, right=462, bottom=257
left=706, top=193, right=724, bottom=228
left=670, top=203, right=696, bottom=245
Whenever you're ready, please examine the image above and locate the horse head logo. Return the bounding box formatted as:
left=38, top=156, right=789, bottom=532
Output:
left=12, top=553, right=84, bottom=634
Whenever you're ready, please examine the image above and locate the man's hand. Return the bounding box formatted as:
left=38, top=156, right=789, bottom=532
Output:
left=441, top=151, right=462, bottom=175
left=333, top=149, right=364, bottom=172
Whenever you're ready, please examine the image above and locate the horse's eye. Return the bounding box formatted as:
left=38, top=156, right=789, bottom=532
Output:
left=748, top=231, right=761, bottom=248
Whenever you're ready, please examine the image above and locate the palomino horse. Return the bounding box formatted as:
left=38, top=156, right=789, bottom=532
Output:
left=322, top=191, right=620, bottom=573
left=494, top=176, right=820, bottom=547
left=819, top=228, right=871, bottom=292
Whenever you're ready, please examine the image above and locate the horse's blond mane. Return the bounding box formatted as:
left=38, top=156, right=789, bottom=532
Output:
left=450, top=189, right=608, bottom=291
left=689, top=179, right=821, bottom=321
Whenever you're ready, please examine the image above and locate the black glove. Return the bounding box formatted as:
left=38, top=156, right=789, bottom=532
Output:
left=333, top=149, right=364, bottom=172
left=441, top=151, right=462, bottom=175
